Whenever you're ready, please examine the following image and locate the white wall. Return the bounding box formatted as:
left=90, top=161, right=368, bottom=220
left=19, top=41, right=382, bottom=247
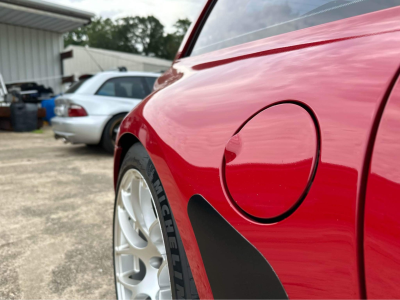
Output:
left=0, top=23, right=63, bottom=94
left=63, top=46, right=172, bottom=78
left=143, top=63, right=169, bottom=73
left=64, top=46, right=143, bottom=76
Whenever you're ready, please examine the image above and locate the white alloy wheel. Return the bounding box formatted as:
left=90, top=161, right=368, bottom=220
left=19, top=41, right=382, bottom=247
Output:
left=114, top=169, right=172, bottom=300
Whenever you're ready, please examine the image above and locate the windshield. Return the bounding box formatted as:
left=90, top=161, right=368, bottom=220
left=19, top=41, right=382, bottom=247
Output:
left=192, top=0, right=400, bottom=56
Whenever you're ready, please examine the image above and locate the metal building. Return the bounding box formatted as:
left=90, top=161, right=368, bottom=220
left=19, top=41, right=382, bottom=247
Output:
left=63, top=45, right=172, bottom=78
left=0, top=0, right=94, bottom=94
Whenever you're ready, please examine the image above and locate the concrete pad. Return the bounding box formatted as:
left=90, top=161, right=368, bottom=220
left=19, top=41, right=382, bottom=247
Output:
left=0, top=127, right=116, bottom=299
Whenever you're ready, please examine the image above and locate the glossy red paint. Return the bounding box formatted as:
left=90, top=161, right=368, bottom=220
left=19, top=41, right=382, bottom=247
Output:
left=224, top=104, right=317, bottom=220
left=364, top=78, right=400, bottom=299
left=114, top=6, right=400, bottom=299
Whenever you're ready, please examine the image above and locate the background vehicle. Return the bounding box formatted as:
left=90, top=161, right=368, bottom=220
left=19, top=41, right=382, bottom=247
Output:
left=114, top=1, right=400, bottom=299
left=52, top=71, right=159, bottom=153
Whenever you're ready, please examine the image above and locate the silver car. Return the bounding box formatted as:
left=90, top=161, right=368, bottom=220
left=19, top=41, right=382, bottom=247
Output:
left=52, top=71, right=159, bottom=153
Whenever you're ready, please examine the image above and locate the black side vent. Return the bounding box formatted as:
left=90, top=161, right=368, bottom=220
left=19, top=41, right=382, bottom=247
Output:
left=188, top=195, right=288, bottom=299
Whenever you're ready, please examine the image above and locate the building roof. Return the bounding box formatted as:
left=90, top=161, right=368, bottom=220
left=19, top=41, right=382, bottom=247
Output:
left=66, top=45, right=173, bottom=67
left=0, top=0, right=94, bottom=33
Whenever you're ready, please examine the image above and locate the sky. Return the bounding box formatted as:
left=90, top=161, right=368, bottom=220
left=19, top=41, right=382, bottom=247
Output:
left=46, top=0, right=206, bottom=33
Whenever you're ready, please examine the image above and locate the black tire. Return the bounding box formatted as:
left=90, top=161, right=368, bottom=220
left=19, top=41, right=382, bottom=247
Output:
left=113, top=143, right=199, bottom=300
left=85, top=143, right=99, bottom=148
left=102, top=114, right=126, bottom=154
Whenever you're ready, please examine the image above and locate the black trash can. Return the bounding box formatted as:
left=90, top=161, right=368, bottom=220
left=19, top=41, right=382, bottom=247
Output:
left=10, top=102, right=38, bottom=132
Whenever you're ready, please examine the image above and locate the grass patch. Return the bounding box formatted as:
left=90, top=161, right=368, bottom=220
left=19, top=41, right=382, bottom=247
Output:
left=32, top=129, right=44, bottom=134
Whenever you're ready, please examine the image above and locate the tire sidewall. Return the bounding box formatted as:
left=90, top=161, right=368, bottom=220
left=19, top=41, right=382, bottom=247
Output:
left=113, top=144, right=189, bottom=300
left=103, top=114, right=125, bottom=153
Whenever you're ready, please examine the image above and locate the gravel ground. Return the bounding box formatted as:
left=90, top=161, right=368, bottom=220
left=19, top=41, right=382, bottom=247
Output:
left=0, top=127, right=116, bottom=300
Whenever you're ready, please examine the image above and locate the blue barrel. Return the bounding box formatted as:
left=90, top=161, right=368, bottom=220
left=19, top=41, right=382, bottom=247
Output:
left=41, top=96, right=57, bottom=124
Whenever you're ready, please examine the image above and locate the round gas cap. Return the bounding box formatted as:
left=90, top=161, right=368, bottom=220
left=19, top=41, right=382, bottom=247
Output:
left=224, top=104, right=318, bottom=220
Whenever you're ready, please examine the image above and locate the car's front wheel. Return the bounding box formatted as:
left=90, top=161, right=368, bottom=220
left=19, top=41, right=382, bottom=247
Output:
left=113, top=143, right=198, bottom=300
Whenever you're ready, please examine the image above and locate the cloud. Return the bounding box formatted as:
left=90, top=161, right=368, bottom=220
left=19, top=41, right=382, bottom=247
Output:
left=99, top=9, right=123, bottom=19
left=46, top=0, right=206, bottom=32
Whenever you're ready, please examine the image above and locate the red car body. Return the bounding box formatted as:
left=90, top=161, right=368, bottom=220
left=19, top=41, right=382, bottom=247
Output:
left=115, top=2, right=400, bottom=298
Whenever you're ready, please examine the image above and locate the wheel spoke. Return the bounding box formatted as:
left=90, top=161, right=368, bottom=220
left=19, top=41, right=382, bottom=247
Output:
left=121, top=189, right=135, bottom=221
left=115, top=246, right=142, bottom=275
left=158, top=261, right=170, bottom=289
left=120, top=173, right=132, bottom=191
left=133, top=256, right=140, bottom=274
left=120, top=270, right=137, bottom=279
left=139, top=180, right=157, bottom=231
left=115, top=244, right=132, bottom=255
left=118, top=207, right=147, bottom=249
left=118, top=276, right=156, bottom=300
left=117, top=269, right=147, bottom=293
left=117, top=273, right=137, bottom=291
left=157, top=288, right=172, bottom=300
left=129, top=178, right=148, bottom=234
left=149, top=219, right=166, bottom=256
left=117, top=277, right=148, bottom=300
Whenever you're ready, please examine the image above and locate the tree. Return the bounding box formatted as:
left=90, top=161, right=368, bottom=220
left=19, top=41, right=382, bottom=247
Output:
left=173, top=18, right=192, bottom=38
left=64, top=16, right=192, bottom=60
left=161, top=18, right=192, bottom=60
left=116, top=16, right=166, bottom=57
left=64, top=24, right=89, bottom=47
left=85, top=18, right=120, bottom=51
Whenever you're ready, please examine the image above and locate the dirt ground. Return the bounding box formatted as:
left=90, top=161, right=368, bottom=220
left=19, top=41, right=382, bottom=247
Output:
left=0, top=126, right=116, bottom=300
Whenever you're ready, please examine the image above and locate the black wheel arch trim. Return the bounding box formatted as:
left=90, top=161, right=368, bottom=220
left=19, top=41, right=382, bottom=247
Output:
left=188, top=194, right=289, bottom=299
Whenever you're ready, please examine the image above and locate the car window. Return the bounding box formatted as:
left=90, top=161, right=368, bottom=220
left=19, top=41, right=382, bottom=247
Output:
left=65, top=79, right=88, bottom=94
left=96, top=77, right=147, bottom=99
left=144, top=77, right=157, bottom=91
left=191, top=0, right=400, bottom=56
left=98, top=81, right=115, bottom=96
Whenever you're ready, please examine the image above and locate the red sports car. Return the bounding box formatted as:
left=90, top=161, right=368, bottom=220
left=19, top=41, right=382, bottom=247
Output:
left=113, top=1, right=400, bottom=299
